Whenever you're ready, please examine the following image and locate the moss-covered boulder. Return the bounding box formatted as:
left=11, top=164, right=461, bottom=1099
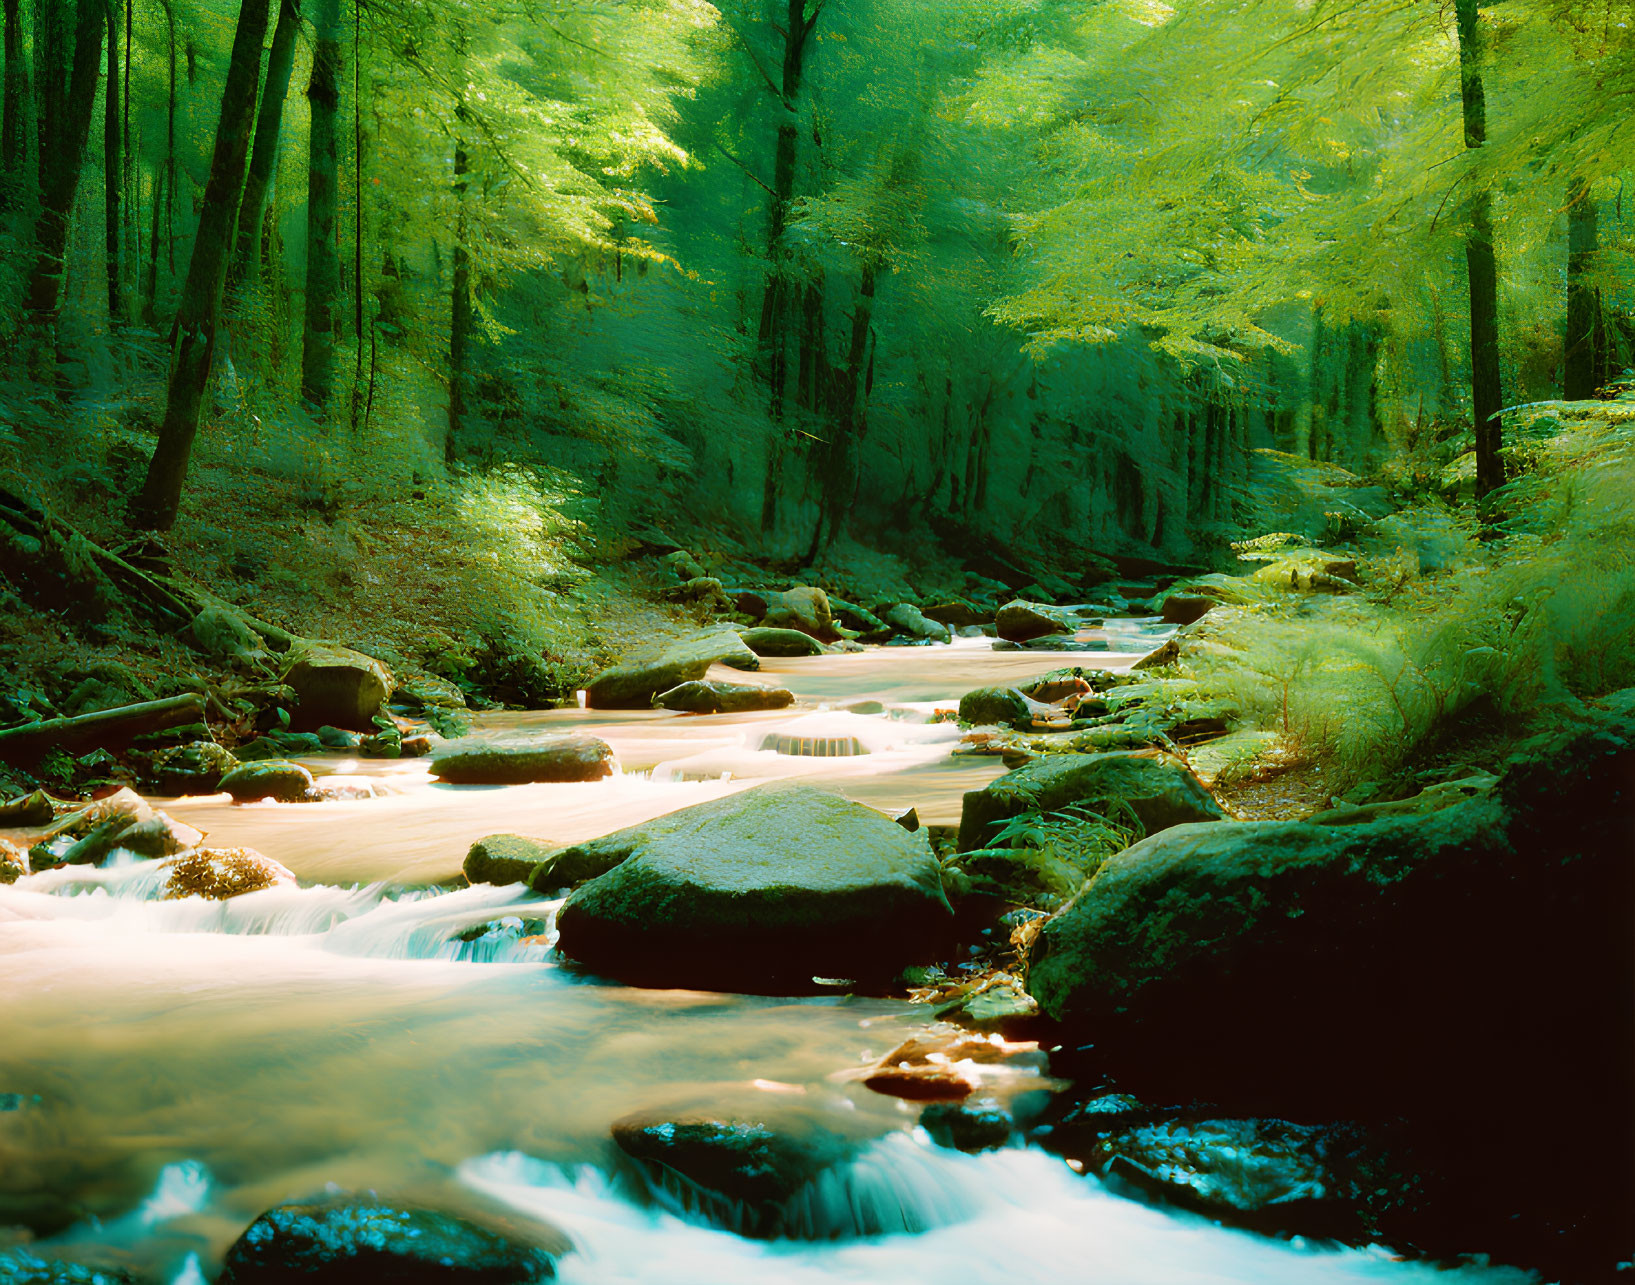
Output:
left=146, top=741, right=239, bottom=796
left=281, top=642, right=394, bottom=731
left=463, top=833, right=559, bottom=885
left=995, top=600, right=1072, bottom=643
left=0, top=790, right=55, bottom=826
left=957, top=751, right=1223, bottom=852
left=1026, top=705, right=1633, bottom=1129
left=736, top=626, right=826, bottom=657
left=884, top=603, right=951, bottom=643
left=220, top=760, right=315, bottom=803
left=654, top=679, right=794, bottom=713
left=160, top=847, right=295, bottom=899
left=958, top=686, right=1030, bottom=728
left=555, top=782, right=953, bottom=989
left=585, top=630, right=759, bottom=709
left=761, top=585, right=836, bottom=639
left=430, top=736, right=615, bottom=784
left=218, top=1193, right=561, bottom=1283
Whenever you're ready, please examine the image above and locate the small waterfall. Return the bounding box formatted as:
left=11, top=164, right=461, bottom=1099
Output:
left=2, top=863, right=556, bottom=962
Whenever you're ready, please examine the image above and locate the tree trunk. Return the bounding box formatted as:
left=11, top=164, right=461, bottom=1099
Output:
left=33, top=0, right=69, bottom=188
left=104, top=0, right=125, bottom=327
left=1454, top=0, right=1504, bottom=497
left=447, top=129, right=470, bottom=465
left=129, top=0, right=272, bottom=531
left=301, top=0, right=340, bottom=411
left=24, top=0, right=103, bottom=331
left=1565, top=178, right=1605, bottom=400
left=141, top=161, right=163, bottom=324
left=809, top=261, right=876, bottom=555
left=231, top=0, right=302, bottom=290
left=1, top=0, right=25, bottom=201
left=754, top=0, right=820, bottom=537
left=349, top=0, right=365, bottom=431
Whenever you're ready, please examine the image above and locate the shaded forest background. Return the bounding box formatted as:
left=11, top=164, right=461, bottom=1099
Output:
left=1, top=0, right=1632, bottom=692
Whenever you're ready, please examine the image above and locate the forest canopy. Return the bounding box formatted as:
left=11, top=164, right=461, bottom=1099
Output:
left=0, top=0, right=1630, bottom=580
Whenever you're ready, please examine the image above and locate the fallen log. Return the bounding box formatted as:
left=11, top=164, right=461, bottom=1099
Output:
left=0, top=694, right=208, bottom=764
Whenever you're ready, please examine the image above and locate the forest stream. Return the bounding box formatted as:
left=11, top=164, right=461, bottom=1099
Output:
left=0, top=627, right=1540, bottom=1285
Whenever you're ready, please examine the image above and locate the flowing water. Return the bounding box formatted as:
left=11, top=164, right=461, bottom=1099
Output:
left=0, top=629, right=1536, bottom=1284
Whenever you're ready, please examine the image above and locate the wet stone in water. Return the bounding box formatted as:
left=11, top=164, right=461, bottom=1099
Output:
left=218, top=1193, right=558, bottom=1283
left=160, top=848, right=295, bottom=900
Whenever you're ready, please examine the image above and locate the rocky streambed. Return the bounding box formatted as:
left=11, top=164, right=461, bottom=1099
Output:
left=0, top=625, right=1626, bottom=1285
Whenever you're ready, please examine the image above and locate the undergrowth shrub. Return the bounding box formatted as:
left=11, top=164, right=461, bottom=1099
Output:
left=1192, top=406, right=1635, bottom=787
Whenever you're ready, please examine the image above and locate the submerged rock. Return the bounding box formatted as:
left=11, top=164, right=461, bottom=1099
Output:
left=431, top=736, right=615, bottom=784
left=957, top=751, right=1223, bottom=853
left=220, top=760, right=315, bottom=803
left=218, top=1193, right=559, bottom=1283
left=736, top=626, right=826, bottom=657
left=654, top=679, right=795, bottom=714
left=160, top=847, right=294, bottom=899
left=612, top=1098, right=864, bottom=1239
left=463, top=833, right=558, bottom=886
left=555, top=782, right=952, bottom=989
left=281, top=642, right=393, bottom=731
left=585, top=630, right=759, bottom=708
left=0, top=1249, right=144, bottom=1284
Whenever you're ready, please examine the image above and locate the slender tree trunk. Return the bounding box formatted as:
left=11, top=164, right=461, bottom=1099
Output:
left=1565, top=178, right=1604, bottom=400
left=231, top=0, right=301, bottom=289
left=130, top=0, right=271, bottom=531
left=754, top=0, right=819, bottom=536
left=24, top=0, right=103, bottom=332
left=163, top=0, right=176, bottom=272
left=141, top=161, right=163, bottom=323
left=1454, top=0, right=1504, bottom=497
left=104, top=0, right=125, bottom=326
left=123, top=0, right=135, bottom=282
left=349, top=0, right=365, bottom=430
left=1, top=0, right=25, bottom=202
left=447, top=128, right=470, bottom=465
left=810, top=260, right=876, bottom=555
left=301, top=0, right=340, bottom=411
left=34, top=0, right=68, bottom=191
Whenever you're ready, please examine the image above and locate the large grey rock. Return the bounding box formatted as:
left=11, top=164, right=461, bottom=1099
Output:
left=430, top=736, right=615, bottom=784
left=957, top=751, right=1224, bottom=852
left=218, top=1193, right=561, bottom=1283
left=585, top=630, right=759, bottom=709
left=281, top=642, right=393, bottom=730
left=555, top=783, right=952, bottom=989
left=655, top=680, right=794, bottom=713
